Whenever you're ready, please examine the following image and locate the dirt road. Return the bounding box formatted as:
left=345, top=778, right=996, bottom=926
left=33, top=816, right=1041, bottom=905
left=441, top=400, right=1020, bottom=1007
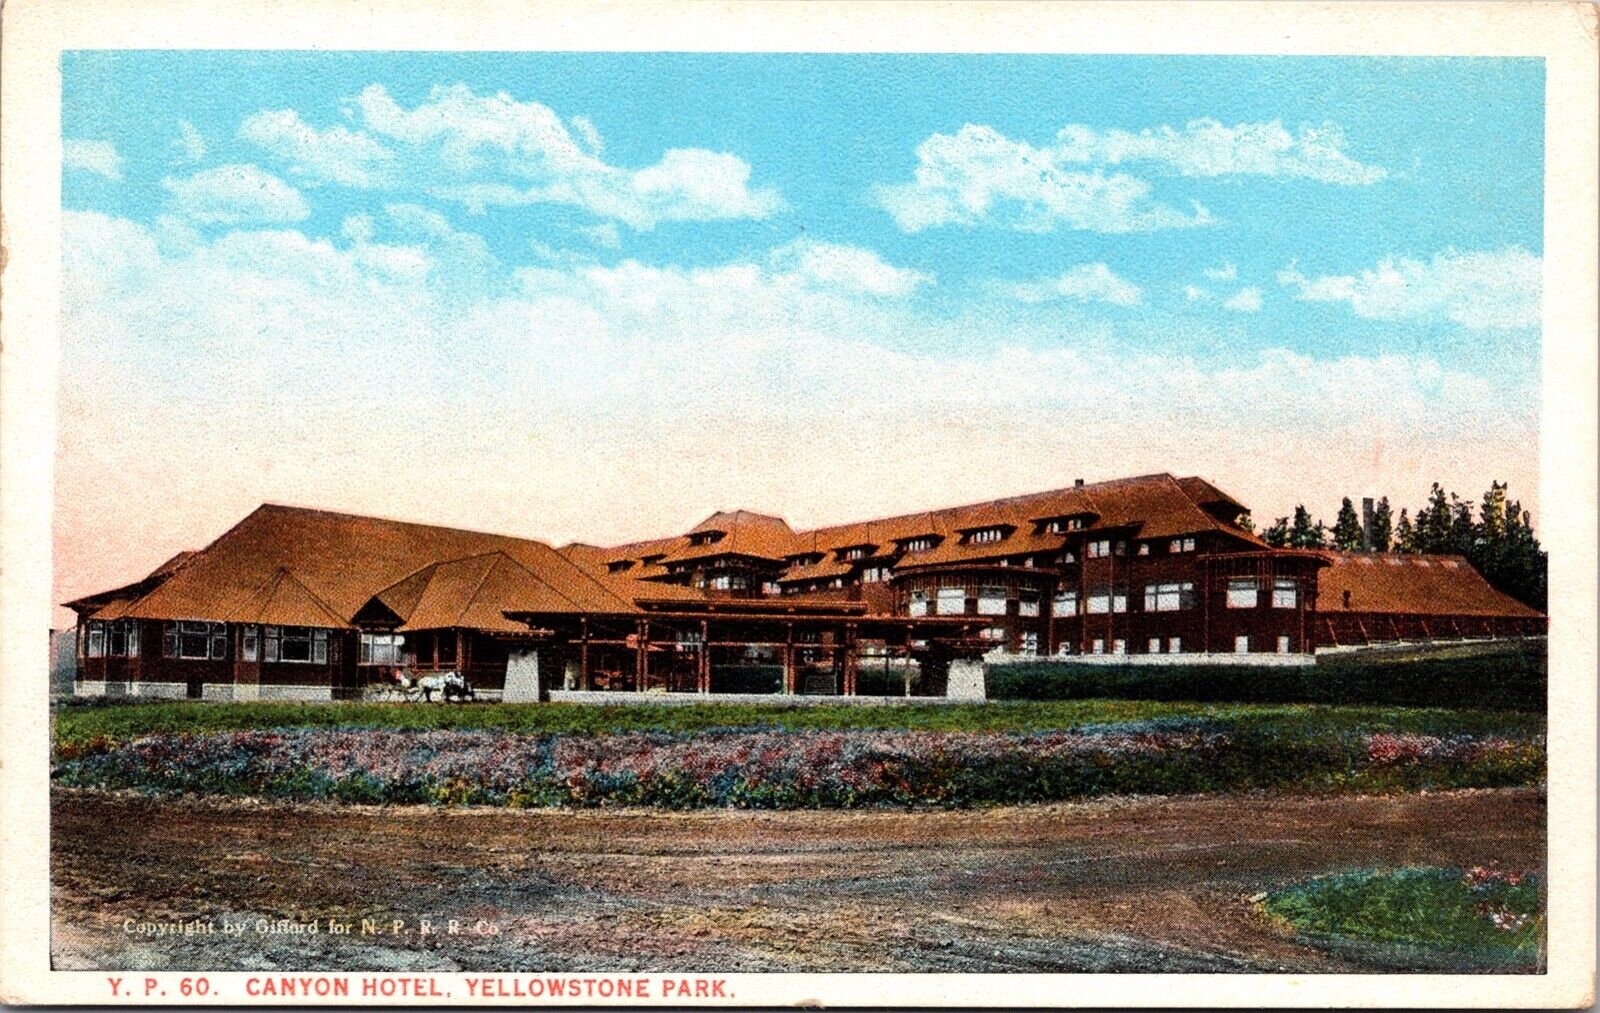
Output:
left=52, top=788, right=1543, bottom=973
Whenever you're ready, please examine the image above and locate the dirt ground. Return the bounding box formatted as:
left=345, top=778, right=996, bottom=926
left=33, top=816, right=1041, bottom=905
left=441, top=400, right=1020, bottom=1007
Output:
left=52, top=787, right=1544, bottom=973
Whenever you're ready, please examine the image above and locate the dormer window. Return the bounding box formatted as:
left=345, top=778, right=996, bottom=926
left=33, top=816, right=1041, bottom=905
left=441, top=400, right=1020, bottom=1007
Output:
left=901, top=536, right=936, bottom=554
left=967, top=527, right=1005, bottom=545
left=1047, top=517, right=1085, bottom=534
left=606, top=560, right=634, bottom=573
left=641, top=554, right=665, bottom=565
left=688, top=531, right=723, bottom=547
left=1169, top=537, right=1196, bottom=553
left=839, top=547, right=867, bottom=561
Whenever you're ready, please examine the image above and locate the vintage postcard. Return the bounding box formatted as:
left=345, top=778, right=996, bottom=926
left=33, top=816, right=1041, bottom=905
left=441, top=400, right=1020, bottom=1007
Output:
left=1, top=0, right=1596, bottom=1006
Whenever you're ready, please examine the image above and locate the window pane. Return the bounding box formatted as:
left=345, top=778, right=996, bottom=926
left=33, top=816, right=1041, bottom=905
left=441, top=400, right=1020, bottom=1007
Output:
left=1227, top=579, right=1259, bottom=608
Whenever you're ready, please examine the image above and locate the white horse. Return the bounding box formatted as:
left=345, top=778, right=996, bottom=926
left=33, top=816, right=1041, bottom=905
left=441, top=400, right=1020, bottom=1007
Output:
left=413, top=671, right=474, bottom=703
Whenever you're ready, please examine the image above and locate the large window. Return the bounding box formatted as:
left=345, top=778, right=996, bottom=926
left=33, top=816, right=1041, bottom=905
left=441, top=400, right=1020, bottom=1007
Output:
left=1053, top=590, right=1079, bottom=615
left=1020, top=631, right=1039, bottom=655
left=1086, top=590, right=1128, bottom=614
left=1226, top=579, right=1260, bottom=609
left=1169, top=537, right=1196, bottom=553
left=860, top=566, right=889, bottom=583
left=84, top=619, right=140, bottom=658
left=976, top=586, right=1007, bottom=616
left=1018, top=593, right=1041, bottom=618
left=909, top=590, right=930, bottom=616
left=1086, top=539, right=1112, bottom=558
left=935, top=587, right=967, bottom=615
left=1272, top=578, right=1299, bottom=609
left=162, top=621, right=226, bottom=660
left=264, top=625, right=329, bottom=664
left=360, top=632, right=404, bottom=665
left=1143, top=581, right=1196, bottom=612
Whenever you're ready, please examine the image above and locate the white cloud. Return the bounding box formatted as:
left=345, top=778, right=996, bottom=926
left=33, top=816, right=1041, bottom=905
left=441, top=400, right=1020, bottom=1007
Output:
left=1277, top=247, right=1541, bottom=330
left=875, top=124, right=1212, bottom=234
left=310, top=83, right=784, bottom=228
left=876, top=117, right=1384, bottom=234
left=768, top=238, right=932, bottom=296
left=1053, top=119, right=1387, bottom=185
left=1005, top=263, right=1142, bottom=306
left=1184, top=284, right=1209, bottom=302
left=580, top=222, right=622, bottom=249
left=161, top=164, right=310, bottom=225
left=1203, top=262, right=1237, bottom=282
left=239, top=108, right=395, bottom=188
left=1223, top=287, right=1263, bottom=312
left=174, top=120, right=207, bottom=162
left=63, top=139, right=123, bottom=181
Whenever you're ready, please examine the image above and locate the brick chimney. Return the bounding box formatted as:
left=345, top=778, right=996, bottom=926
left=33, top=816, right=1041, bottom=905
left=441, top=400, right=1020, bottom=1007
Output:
left=1361, top=497, right=1375, bottom=550
left=1074, top=478, right=1085, bottom=487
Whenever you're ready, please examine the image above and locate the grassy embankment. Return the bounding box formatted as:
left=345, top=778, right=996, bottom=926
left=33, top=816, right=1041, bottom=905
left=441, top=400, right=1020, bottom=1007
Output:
left=1260, top=866, right=1543, bottom=972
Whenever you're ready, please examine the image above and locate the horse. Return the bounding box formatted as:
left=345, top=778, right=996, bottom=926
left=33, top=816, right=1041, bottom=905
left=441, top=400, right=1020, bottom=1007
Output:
left=415, top=670, right=474, bottom=703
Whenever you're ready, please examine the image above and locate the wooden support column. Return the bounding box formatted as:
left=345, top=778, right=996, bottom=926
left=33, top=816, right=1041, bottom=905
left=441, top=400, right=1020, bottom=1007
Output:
left=843, top=622, right=859, bottom=696
left=698, top=619, right=711, bottom=694
left=782, top=622, right=796, bottom=695
left=456, top=630, right=466, bottom=672
left=635, top=620, right=649, bottom=692
left=579, top=618, right=590, bottom=691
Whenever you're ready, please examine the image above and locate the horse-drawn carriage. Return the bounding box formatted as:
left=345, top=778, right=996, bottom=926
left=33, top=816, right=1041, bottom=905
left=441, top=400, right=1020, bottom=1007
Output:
left=363, top=669, right=476, bottom=703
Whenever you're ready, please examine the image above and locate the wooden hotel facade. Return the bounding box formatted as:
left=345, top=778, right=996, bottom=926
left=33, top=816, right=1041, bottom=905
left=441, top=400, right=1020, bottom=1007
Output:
left=67, top=473, right=1545, bottom=701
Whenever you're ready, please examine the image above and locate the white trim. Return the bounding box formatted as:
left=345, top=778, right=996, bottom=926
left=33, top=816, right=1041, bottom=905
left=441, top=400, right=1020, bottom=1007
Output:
left=202, top=683, right=236, bottom=702
left=73, top=680, right=105, bottom=698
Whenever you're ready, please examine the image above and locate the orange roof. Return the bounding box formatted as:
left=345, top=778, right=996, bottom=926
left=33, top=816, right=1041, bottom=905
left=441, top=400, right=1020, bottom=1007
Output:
left=665, top=509, right=798, bottom=563
left=113, top=504, right=650, bottom=627
left=1316, top=552, right=1543, bottom=618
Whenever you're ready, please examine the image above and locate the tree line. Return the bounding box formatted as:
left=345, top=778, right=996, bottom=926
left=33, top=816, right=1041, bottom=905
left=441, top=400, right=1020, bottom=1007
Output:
left=1258, top=481, right=1546, bottom=610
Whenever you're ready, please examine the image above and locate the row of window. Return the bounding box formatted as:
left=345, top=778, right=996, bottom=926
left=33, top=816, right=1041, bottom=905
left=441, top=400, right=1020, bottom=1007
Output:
left=1085, top=635, right=1294, bottom=655
left=82, top=619, right=139, bottom=658
left=908, top=587, right=1044, bottom=617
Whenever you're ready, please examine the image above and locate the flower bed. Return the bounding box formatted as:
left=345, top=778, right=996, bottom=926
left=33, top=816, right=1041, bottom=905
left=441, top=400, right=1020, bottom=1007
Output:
left=51, top=720, right=1545, bottom=809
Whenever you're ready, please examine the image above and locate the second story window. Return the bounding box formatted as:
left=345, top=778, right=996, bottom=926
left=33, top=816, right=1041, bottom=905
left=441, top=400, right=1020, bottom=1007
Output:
left=1047, top=517, right=1084, bottom=534
left=1227, top=579, right=1260, bottom=609
left=840, top=547, right=867, bottom=561
left=1144, top=581, right=1196, bottom=612
left=1086, top=538, right=1112, bottom=558
left=969, top=528, right=1005, bottom=545
left=860, top=566, right=889, bottom=583
left=1272, top=578, right=1299, bottom=608
left=688, top=532, right=722, bottom=547
left=902, top=536, right=935, bottom=554
left=1170, top=537, right=1197, bottom=553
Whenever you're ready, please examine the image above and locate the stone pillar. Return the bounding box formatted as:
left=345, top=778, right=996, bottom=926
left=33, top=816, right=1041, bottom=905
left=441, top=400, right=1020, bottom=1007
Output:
left=503, top=649, right=541, bottom=703
left=945, top=658, right=987, bottom=702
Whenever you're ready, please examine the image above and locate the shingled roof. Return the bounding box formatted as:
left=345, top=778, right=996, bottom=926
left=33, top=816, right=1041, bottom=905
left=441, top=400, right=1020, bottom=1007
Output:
left=107, top=504, right=665, bottom=627
left=1316, top=552, right=1542, bottom=618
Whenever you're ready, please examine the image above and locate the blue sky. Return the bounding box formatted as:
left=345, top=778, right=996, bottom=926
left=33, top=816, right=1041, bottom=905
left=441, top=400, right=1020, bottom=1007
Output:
left=56, top=51, right=1545, bottom=615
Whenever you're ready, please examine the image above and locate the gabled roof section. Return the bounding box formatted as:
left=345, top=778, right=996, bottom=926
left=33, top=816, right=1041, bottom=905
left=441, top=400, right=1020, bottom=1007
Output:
left=393, top=552, right=599, bottom=633
left=1316, top=552, right=1543, bottom=618
left=115, top=503, right=637, bottom=626
left=667, top=509, right=797, bottom=563
left=229, top=568, right=349, bottom=627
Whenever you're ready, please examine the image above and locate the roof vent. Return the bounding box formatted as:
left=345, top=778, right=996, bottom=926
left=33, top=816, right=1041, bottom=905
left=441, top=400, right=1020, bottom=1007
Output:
left=1074, top=478, right=1085, bottom=487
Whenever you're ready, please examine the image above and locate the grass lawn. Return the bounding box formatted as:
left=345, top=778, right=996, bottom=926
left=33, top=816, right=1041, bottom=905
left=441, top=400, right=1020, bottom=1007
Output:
left=1260, top=867, right=1543, bottom=971
left=54, top=697, right=1545, bottom=750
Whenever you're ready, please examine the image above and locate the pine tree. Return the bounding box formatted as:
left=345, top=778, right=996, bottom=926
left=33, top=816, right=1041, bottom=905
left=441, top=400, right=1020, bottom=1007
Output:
left=1263, top=517, right=1289, bottom=548
left=1394, top=508, right=1416, bottom=553
left=1332, top=497, right=1363, bottom=550
left=1370, top=496, right=1393, bottom=552
left=1420, top=482, right=1452, bottom=553
left=1289, top=506, right=1322, bottom=549
left=1449, top=496, right=1476, bottom=556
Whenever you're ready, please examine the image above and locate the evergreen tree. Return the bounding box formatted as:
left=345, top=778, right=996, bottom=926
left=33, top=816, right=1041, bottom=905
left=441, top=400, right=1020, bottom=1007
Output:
left=1370, top=496, right=1393, bottom=552
left=1449, top=496, right=1476, bottom=556
left=1262, top=517, right=1289, bottom=548
left=1289, top=505, right=1323, bottom=549
left=1394, top=508, right=1416, bottom=553
left=1331, top=497, right=1363, bottom=550
left=1480, top=481, right=1507, bottom=545
left=1419, top=482, right=1452, bottom=553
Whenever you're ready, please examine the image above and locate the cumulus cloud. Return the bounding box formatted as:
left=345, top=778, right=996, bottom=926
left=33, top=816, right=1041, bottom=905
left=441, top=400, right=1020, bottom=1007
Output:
left=1223, top=287, right=1263, bottom=312
left=768, top=238, right=932, bottom=296
left=875, top=124, right=1212, bottom=234
left=64, top=139, right=124, bottom=181
left=1277, top=247, right=1541, bottom=330
left=174, top=120, right=207, bottom=162
left=234, top=83, right=783, bottom=229
left=161, top=164, right=310, bottom=225
left=1203, top=262, right=1237, bottom=282
left=875, top=118, right=1384, bottom=234
left=1053, top=119, right=1387, bottom=185
left=1004, top=263, right=1142, bottom=306
left=239, top=108, right=395, bottom=188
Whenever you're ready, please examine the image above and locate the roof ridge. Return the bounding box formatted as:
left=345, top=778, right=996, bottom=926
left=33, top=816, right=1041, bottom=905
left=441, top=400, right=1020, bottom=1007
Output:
left=276, top=568, right=350, bottom=627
